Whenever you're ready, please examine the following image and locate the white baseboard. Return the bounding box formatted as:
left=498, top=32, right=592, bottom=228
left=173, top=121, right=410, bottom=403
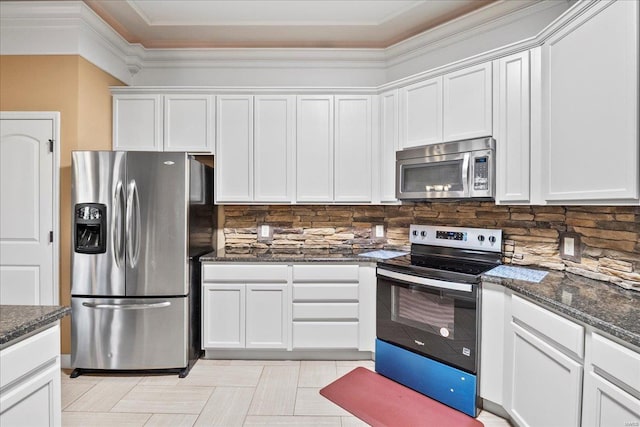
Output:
left=61, top=353, right=71, bottom=369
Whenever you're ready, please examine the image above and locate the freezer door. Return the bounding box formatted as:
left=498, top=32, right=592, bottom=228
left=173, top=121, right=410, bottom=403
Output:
left=71, top=296, right=188, bottom=370
left=125, top=152, right=189, bottom=296
left=71, top=151, right=126, bottom=296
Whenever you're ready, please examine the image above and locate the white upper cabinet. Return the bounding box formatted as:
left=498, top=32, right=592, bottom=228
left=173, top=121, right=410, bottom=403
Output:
left=216, top=95, right=254, bottom=202
left=254, top=95, right=295, bottom=202
left=443, top=62, right=493, bottom=142
left=296, top=95, right=334, bottom=202
left=113, top=94, right=163, bottom=151
left=113, top=94, right=214, bottom=153
left=164, top=95, right=214, bottom=152
left=379, top=89, right=399, bottom=203
left=334, top=95, right=372, bottom=203
left=494, top=51, right=531, bottom=204
left=540, top=0, right=639, bottom=203
left=398, top=62, right=492, bottom=150
left=399, top=77, right=442, bottom=149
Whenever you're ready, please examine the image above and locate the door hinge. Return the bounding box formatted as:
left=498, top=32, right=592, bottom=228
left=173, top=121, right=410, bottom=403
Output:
left=49, top=231, right=53, bottom=243
left=48, top=139, right=54, bottom=153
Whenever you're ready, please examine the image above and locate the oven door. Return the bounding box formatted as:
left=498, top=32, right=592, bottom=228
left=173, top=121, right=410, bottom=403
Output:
left=396, top=152, right=469, bottom=200
left=376, top=267, right=478, bottom=374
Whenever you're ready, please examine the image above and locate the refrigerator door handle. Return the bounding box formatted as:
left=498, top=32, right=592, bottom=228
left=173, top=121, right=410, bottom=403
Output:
left=81, top=301, right=171, bottom=310
left=114, top=181, right=126, bottom=267
left=126, top=180, right=141, bottom=268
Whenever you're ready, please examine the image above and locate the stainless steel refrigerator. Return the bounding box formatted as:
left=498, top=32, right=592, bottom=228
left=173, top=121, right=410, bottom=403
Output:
left=70, top=151, right=215, bottom=378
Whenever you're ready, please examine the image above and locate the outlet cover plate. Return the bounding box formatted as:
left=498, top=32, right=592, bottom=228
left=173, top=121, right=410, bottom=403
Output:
left=559, top=232, right=581, bottom=263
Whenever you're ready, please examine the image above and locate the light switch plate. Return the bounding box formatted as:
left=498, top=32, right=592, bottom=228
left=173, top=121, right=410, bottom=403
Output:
left=372, top=224, right=386, bottom=240
left=257, top=224, right=273, bottom=242
left=559, top=232, right=581, bottom=263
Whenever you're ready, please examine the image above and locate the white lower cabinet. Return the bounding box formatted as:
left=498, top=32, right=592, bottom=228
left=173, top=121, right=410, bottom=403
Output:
left=202, top=262, right=375, bottom=355
left=0, top=324, right=61, bottom=427
left=483, top=284, right=640, bottom=427
left=582, top=332, right=640, bottom=427
left=202, top=264, right=289, bottom=350
left=506, top=295, right=584, bottom=427
left=291, top=264, right=361, bottom=350
left=508, top=323, right=583, bottom=427
left=245, top=284, right=288, bottom=349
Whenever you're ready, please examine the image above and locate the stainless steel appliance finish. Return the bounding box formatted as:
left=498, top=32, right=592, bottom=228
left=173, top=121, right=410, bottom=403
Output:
left=396, top=137, right=495, bottom=200
left=70, top=151, right=215, bottom=377
left=376, top=224, right=502, bottom=373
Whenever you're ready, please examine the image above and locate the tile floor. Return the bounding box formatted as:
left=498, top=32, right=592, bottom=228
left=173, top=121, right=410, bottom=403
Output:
left=61, top=359, right=511, bottom=426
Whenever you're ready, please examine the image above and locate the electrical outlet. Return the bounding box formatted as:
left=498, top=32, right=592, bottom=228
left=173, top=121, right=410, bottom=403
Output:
left=372, top=224, right=385, bottom=239
left=560, top=232, right=581, bottom=262
left=257, top=224, right=273, bottom=242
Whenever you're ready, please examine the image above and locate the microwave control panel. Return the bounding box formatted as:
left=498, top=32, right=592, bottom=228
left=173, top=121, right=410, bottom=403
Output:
left=473, top=156, right=489, bottom=190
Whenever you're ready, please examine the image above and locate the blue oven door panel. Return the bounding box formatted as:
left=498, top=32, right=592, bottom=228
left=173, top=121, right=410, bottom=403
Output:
left=375, top=339, right=478, bottom=417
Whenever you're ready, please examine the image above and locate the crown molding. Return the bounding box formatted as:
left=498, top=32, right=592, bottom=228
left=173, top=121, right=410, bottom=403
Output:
left=383, top=0, right=569, bottom=68
left=1, top=0, right=576, bottom=87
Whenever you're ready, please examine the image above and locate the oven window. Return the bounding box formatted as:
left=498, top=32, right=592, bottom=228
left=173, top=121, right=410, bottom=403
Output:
left=391, top=287, right=455, bottom=340
left=402, top=160, right=464, bottom=193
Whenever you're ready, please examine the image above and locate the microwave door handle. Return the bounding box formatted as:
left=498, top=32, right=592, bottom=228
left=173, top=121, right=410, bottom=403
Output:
left=462, top=152, right=470, bottom=196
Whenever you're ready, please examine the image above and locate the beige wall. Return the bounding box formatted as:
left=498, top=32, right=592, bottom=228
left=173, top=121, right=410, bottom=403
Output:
left=0, top=55, right=125, bottom=353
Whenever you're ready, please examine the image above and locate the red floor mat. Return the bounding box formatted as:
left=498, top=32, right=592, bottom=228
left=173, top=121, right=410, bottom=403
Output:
left=320, top=367, right=484, bottom=427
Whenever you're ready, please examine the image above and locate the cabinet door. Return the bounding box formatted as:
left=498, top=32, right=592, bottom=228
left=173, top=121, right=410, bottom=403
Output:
left=582, top=371, right=640, bottom=427
left=296, top=95, right=334, bottom=202
left=443, top=63, right=492, bottom=142
left=246, top=283, right=288, bottom=349
left=509, top=323, right=582, bottom=427
left=399, top=77, right=443, bottom=148
left=334, top=95, right=372, bottom=202
left=379, top=90, right=399, bottom=202
left=494, top=51, right=530, bottom=204
left=215, top=96, right=254, bottom=202
left=254, top=95, right=295, bottom=202
left=164, top=95, right=214, bottom=153
left=0, top=363, right=60, bottom=427
left=113, top=95, right=162, bottom=151
left=541, top=0, right=638, bottom=202
left=202, top=284, right=245, bottom=348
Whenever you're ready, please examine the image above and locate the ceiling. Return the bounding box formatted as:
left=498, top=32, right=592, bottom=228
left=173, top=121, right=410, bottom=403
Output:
left=83, top=0, right=497, bottom=49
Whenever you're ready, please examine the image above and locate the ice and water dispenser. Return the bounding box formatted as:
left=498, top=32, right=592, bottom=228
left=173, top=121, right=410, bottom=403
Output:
left=74, top=203, right=106, bottom=253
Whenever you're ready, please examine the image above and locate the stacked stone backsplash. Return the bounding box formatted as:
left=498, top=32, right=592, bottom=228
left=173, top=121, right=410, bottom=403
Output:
left=223, top=203, right=640, bottom=289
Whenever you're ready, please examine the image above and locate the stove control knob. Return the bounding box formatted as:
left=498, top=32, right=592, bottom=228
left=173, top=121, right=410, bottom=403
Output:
left=488, top=235, right=497, bottom=244
left=477, top=235, right=485, bottom=242
left=412, top=230, right=418, bottom=237
left=420, top=231, right=427, bottom=237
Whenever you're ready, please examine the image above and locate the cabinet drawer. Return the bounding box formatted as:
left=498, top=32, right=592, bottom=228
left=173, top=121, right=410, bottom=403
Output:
left=591, top=333, right=640, bottom=393
left=202, top=264, right=288, bottom=282
left=292, top=265, right=359, bottom=283
left=292, top=283, right=358, bottom=301
left=292, top=322, right=359, bottom=349
left=0, top=325, right=59, bottom=388
left=293, top=303, right=358, bottom=320
left=512, top=295, right=584, bottom=358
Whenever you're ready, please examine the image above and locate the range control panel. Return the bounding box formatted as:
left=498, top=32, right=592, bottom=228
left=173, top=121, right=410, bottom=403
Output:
left=410, top=224, right=502, bottom=252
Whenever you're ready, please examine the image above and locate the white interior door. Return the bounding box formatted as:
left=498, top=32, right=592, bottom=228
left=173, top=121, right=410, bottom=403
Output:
left=0, top=116, right=56, bottom=305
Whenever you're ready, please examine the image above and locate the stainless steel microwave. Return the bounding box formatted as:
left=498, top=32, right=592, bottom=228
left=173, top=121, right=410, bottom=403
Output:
left=396, top=137, right=495, bottom=200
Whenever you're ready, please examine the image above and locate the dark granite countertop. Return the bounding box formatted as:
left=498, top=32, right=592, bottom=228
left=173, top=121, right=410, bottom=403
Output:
left=483, top=269, right=640, bottom=348
left=0, top=305, right=71, bottom=348
left=200, top=248, right=407, bottom=264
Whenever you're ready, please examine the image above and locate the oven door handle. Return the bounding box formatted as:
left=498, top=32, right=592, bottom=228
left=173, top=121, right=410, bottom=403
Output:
left=377, top=268, right=473, bottom=293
